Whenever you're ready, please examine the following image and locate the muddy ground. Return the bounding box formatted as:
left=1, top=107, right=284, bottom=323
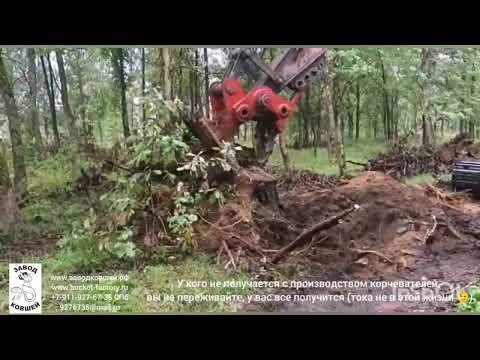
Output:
left=237, top=170, right=480, bottom=313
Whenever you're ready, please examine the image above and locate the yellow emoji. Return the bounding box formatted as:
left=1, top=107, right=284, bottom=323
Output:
left=457, top=290, right=470, bottom=305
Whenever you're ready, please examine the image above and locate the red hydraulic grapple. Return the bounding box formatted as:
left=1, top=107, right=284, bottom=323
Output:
left=188, top=48, right=328, bottom=164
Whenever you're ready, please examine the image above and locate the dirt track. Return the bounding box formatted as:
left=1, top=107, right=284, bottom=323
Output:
left=248, top=171, right=480, bottom=312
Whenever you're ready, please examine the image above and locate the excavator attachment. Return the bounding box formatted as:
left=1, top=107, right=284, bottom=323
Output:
left=188, top=48, right=328, bottom=164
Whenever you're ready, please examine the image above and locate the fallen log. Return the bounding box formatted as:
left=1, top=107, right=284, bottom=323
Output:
left=271, top=204, right=360, bottom=264
left=346, top=160, right=368, bottom=167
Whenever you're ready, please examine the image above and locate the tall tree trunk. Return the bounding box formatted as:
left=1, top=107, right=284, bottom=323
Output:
left=162, top=48, right=171, bottom=100
left=203, top=48, right=210, bottom=119
left=470, top=74, right=476, bottom=138
left=194, top=49, right=203, bottom=114
left=141, top=48, right=146, bottom=135
left=55, top=49, right=77, bottom=139
left=189, top=69, right=195, bottom=118
left=42, top=95, right=49, bottom=141
left=412, top=104, right=417, bottom=132
left=0, top=139, right=10, bottom=190
left=278, top=133, right=291, bottom=172
left=380, top=56, right=390, bottom=140
left=0, top=53, right=27, bottom=199
left=112, top=49, right=130, bottom=140
left=325, top=64, right=345, bottom=176
left=75, top=50, right=90, bottom=140
left=355, top=80, right=360, bottom=141
left=177, top=48, right=184, bottom=101
left=311, top=88, right=321, bottom=153
left=26, top=49, right=43, bottom=155
left=420, top=48, right=434, bottom=146
left=382, top=107, right=387, bottom=139
left=391, top=91, right=398, bottom=140
left=303, top=87, right=311, bottom=147
left=42, top=54, right=60, bottom=147
left=347, top=105, right=353, bottom=140
left=314, top=88, right=324, bottom=157
left=0, top=138, right=18, bottom=235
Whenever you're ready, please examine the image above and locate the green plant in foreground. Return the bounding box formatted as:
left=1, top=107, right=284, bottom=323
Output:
left=457, top=286, right=480, bottom=313
left=167, top=182, right=199, bottom=251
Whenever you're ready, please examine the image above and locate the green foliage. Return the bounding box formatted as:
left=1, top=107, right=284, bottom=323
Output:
left=457, top=286, right=480, bottom=313
left=28, top=150, right=75, bottom=196
left=22, top=197, right=88, bottom=239
left=130, top=121, right=190, bottom=169
left=53, top=216, right=138, bottom=273
left=167, top=182, right=199, bottom=251
left=55, top=223, right=111, bottom=272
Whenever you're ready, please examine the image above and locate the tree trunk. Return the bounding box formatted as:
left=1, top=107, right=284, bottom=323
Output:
left=55, top=49, right=77, bottom=139
left=311, top=88, right=322, bottom=153
left=162, top=48, right=171, bottom=100
left=42, top=95, right=49, bottom=141
left=325, top=64, right=345, bottom=176
left=177, top=48, right=184, bottom=101
left=420, top=48, right=435, bottom=146
left=189, top=69, right=195, bottom=118
left=203, top=48, right=210, bottom=119
left=141, top=48, right=146, bottom=135
left=470, top=74, right=476, bottom=139
left=194, top=49, right=203, bottom=114
left=26, top=49, right=43, bottom=155
left=305, top=87, right=312, bottom=146
left=278, top=133, right=291, bottom=172
left=355, top=80, right=360, bottom=141
left=347, top=106, right=353, bottom=140
left=0, top=139, right=10, bottom=190
left=42, top=54, right=60, bottom=148
left=391, top=91, right=398, bottom=140
left=75, top=50, right=90, bottom=140
left=412, top=104, right=417, bottom=132
left=112, top=49, right=130, bottom=140
left=0, top=52, right=28, bottom=199
left=380, top=56, right=390, bottom=140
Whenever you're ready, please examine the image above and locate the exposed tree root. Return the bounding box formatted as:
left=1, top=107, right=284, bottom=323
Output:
left=271, top=204, right=360, bottom=264
left=353, top=249, right=395, bottom=264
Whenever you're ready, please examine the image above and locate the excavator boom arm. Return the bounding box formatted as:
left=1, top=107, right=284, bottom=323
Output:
left=188, top=48, right=328, bottom=163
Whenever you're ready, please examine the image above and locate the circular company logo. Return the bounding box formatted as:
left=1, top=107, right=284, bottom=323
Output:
left=9, top=264, right=42, bottom=313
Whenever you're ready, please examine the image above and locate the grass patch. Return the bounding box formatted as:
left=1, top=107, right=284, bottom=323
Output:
left=1, top=253, right=253, bottom=314
left=270, top=139, right=386, bottom=175
left=21, top=197, right=90, bottom=241
left=404, top=174, right=436, bottom=187
left=40, top=255, right=253, bottom=313
left=28, top=151, right=76, bottom=197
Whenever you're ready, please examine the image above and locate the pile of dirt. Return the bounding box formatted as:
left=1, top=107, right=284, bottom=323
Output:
left=255, top=172, right=440, bottom=260
left=246, top=171, right=480, bottom=312
left=202, top=171, right=439, bottom=263
left=202, top=170, right=479, bottom=289
left=367, top=133, right=480, bottom=177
